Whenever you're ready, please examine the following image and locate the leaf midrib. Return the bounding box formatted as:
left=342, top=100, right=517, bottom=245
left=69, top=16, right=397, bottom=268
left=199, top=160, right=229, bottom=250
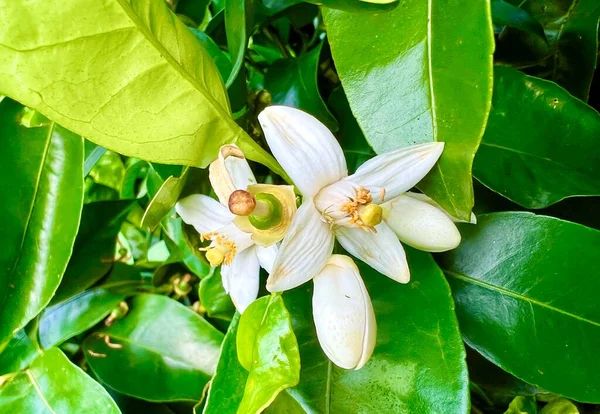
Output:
left=444, top=269, right=600, bottom=327
left=26, top=370, right=57, bottom=414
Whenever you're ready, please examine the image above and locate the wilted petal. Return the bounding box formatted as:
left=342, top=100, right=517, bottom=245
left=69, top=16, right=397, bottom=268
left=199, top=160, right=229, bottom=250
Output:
left=209, top=144, right=257, bottom=204
left=221, top=246, right=260, bottom=313
left=313, top=255, right=376, bottom=370
left=266, top=200, right=334, bottom=292
left=345, top=142, right=444, bottom=202
left=256, top=244, right=278, bottom=273
left=335, top=222, right=410, bottom=283
left=382, top=194, right=461, bottom=252
left=258, top=106, right=347, bottom=197
left=405, top=191, right=477, bottom=224
left=175, top=194, right=233, bottom=233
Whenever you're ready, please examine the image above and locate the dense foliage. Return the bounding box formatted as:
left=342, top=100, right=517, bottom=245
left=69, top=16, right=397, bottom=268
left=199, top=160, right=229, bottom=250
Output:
left=0, top=0, right=599, bottom=413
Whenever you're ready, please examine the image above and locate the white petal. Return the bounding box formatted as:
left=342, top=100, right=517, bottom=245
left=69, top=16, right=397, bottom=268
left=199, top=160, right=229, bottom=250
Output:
left=209, top=144, right=257, bottom=204
left=214, top=222, right=254, bottom=253
left=313, top=255, right=376, bottom=370
left=335, top=223, right=410, bottom=283
left=258, top=106, right=347, bottom=197
left=221, top=246, right=260, bottom=313
left=382, top=194, right=461, bottom=252
left=345, top=142, right=444, bottom=202
left=266, top=200, right=334, bottom=292
left=256, top=244, right=278, bottom=273
left=175, top=194, right=233, bottom=233
left=405, top=192, right=477, bottom=224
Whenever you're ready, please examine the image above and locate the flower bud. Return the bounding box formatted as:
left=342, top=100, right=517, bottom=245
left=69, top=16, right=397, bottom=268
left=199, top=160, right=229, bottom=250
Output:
left=312, top=255, right=376, bottom=370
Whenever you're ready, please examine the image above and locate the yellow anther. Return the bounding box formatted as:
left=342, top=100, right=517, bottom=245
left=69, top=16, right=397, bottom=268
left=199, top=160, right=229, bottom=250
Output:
left=206, top=248, right=225, bottom=267
left=359, top=204, right=383, bottom=227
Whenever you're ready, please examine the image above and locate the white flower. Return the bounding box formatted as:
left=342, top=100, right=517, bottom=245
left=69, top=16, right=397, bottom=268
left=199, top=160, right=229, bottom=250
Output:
left=313, top=255, right=376, bottom=370
left=175, top=145, right=296, bottom=312
left=258, top=106, right=462, bottom=292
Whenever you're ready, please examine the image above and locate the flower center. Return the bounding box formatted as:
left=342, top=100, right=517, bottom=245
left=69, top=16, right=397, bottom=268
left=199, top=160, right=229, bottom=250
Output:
left=200, top=232, right=237, bottom=266
left=340, top=187, right=383, bottom=231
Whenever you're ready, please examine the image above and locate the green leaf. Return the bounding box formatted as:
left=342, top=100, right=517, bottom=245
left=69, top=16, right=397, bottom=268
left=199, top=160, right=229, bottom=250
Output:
left=0, top=0, right=282, bottom=174
left=203, top=313, right=247, bottom=413
left=439, top=212, right=600, bottom=403
left=474, top=67, right=600, bottom=209
left=323, top=1, right=494, bottom=221
left=53, top=200, right=136, bottom=303
left=198, top=268, right=235, bottom=320
left=162, top=216, right=212, bottom=278
left=83, top=294, right=223, bottom=402
left=265, top=42, right=338, bottom=131
left=0, top=99, right=84, bottom=349
left=305, top=0, right=399, bottom=13
left=264, top=391, right=306, bottom=414
left=120, top=159, right=150, bottom=199
left=496, top=0, right=599, bottom=101
left=84, top=141, right=107, bottom=177
left=0, top=325, right=41, bottom=375
left=284, top=248, right=469, bottom=412
left=540, top=398, right=579, bottom=414
left=89, top=151, right=126, bottom=192
left=491, top=0, right=546, bottom=40
left=0, top=348, right=120, bottom=413
left=327, top=87, right=375, bottom=174
left=224, top=0, right=253, bottom=87
left=506, top=396, right=538, bottom=414
left=236, top=295, right=301, bottom=413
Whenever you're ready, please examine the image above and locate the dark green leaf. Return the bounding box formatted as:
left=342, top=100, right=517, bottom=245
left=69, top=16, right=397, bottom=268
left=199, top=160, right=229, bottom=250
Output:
left=53, top=200, right=136, bottom=303
left=0, top=348, right=120, bottom=413
left=323, top=1, right=494, bottom=220
left=83, top=294, right=223, bottom=402
left=491, top=0, right=546, bottom=40
left=236, top=295, right=301, bottom=413
left=439, top=212, right=600, bottom=403
left=0, top=99, right=84, bottom=349
left=198, top=268, right=235, bottom=320
left=0, top=324, right=41, bottom=375
left=474, top=67, right=600, bottom=209
left=265, top=42, right=338, bottom=131
left=284, top=248, right=469, bottom=412
left=224, top=0, right=253, bottom=87
left=163, top=217, right=212, bottom=279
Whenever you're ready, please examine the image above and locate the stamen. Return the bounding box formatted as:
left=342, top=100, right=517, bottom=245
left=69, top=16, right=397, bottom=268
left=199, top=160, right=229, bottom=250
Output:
left=201, top=232, right=237, bottom=266
left=340, top=187, right=379, bottom=231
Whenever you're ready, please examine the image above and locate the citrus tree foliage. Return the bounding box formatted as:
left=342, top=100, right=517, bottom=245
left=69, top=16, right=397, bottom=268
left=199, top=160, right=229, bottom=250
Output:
left=0, top=0, right=599, bottom=413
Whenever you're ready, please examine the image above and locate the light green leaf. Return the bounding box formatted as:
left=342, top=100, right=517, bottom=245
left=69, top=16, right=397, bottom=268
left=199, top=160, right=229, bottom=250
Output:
left=323, top=1, right=494, bottom=220
left=0, top=0, right=283, bottom=175
left=0, top=99, right=84, bottom=350
left=506, top=396, right=537, bottom=414
left=474, top=67, right=600, bottom=209
left=305, top=0, right=398, bottom=12
left=0, top=348, right=120, bottom=413
left=284, top=248, right=469, bottom=413
left=265, top=42, right=338, bottom=131
left=440, top=212, right=600, bottom=403
left=83, top=294, right=223, bottom=402
left=540, top=398, right=579, bottom=414
left=236, top=295, right=301, bottom=413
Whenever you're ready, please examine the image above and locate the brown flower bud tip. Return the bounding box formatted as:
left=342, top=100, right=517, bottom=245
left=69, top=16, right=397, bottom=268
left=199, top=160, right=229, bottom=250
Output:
left=229, top=189, right=256, bottom=216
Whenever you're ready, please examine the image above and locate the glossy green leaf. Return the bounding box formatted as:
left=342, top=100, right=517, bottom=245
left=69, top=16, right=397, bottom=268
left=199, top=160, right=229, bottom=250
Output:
left=163, top=216, right=212, bottom=279
left=224, top=0, right=252, bottom=87
left=474, top=67, right=600, bottom=209
left=264, top=391, right=306, bottom=414
left=0, top=348, right=120, bottom=413
left=496, top=0, right=599, bottom=101
left=0, top=0, right=283, bottom=174
left=324, top=2, right=494, bottom=221
left=540, top=398, right=579, bottom=414
left=506, top=396, right=537, bottom=414
left=198, top=268, right=235, bottom=320
left=328, top=87, right=375, bottom=174
left=83, top=294, right=223, bottom=402
left=439, top=212, right=600, bottom=403
left=265, top=42, right=338, bottom=131
left=284, top=248, right=469, bottom=413
left=306, top=0, right=398, bottom=12
left=236, top=295, right=301, bottom=413
left=0, top=99, right=84, bottom=349
left=0, top=325, right=41, bottom=375
left=84, top=141, right=107, bottom=176
left=142, top=169, right=190, bottom=231
left=120, top=159, right=150, bottom=199
left=491, top=0, right=546, bottom=40
left=53, top=200, right=136, bottom=303
left=203, top=313, right=246, bottom=413
left=89, top=151, right=126, bottom=192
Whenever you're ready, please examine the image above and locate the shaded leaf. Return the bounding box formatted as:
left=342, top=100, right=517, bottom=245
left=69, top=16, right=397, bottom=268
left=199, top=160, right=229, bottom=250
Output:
left=198, top=268, right=235, bottom=320
left=323, top=1, right=494, bottom=220
left=0, top=325, right=41, bottom=375
left=491, top=0, right=546, bottom=40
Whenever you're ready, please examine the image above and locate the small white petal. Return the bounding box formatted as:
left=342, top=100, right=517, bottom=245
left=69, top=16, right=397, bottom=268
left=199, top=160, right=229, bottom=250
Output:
left=256, top=244, right=278, bottom=273
left=175, top=194, right=233, bottom=233
left=335, top=223, right=410, bottom=283
left=314, top=180, right=358, bottom=227
left=209, top=144, right=257, bottom=204
left=313, top=255, right=376, bottom=370
left=345, top=142, right=444, bottom=202
left=221, top=246, right=260, bottom=313
left=266, top=200, right=334, bottom=292
left=258, top=106, right=347, bottom=197
left=382, top=194, right=461, bottom=252
left=213, top=222, right=254, bottom=253
left=405, top=192, right=477, bottom=224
